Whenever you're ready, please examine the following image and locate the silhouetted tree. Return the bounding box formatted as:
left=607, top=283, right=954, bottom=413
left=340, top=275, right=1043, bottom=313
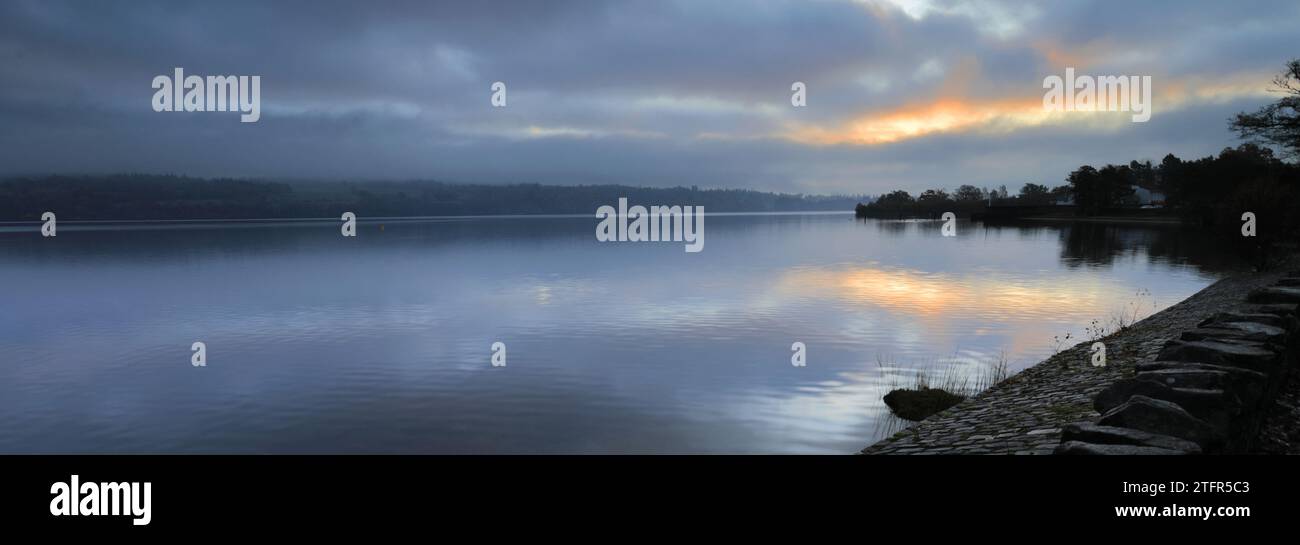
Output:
left=917, top=188, right=952, bottom=205
left=1157, top=153, right=1185, bottom=205
left=1049, top=184, right=1072, bottom=204
left=1231, top=59, right=1300, bottom=158
left=954, top=185, right=984, bottom=202
left=1129, top=160, right=1156, bottom=189
left=1018, top=183, right=1051, bottom=204
left=1068, top=165, right=1134, bottom=215
left=876, top=189, right=915, bottom=207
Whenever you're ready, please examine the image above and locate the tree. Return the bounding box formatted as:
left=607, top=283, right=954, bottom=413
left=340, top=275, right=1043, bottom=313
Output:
left=1018, top=182, right=1051, bottom=204
left=917, top=188, right=951, bottom=205
left=1049, top=184, right=1072, bottom=204
left=1098, top=165, right=1136, bottom=209
left=1067, top=165, right=1099, bottom=213
left=1231, top=59, right=1300, bottom=158
left=1157, top=153, right=1185, bottom=205
left=1068, top=164, right=1134, bottom=215
left=953, top=184, right=984, bottom=202
left=1129, top=160, right=1156, bottom=189
left=876, top=189, right=915, bottom=207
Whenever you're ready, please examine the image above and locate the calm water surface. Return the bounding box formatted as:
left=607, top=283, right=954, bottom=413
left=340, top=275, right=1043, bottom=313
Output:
left=0, top=213, right=1234, bottom=453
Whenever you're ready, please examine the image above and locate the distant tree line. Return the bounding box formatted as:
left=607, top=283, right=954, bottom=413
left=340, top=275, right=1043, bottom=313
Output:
left=854, top=182, right=1073, bottom=218
left=0, top=175, right=868, bottom=221
left=855, top=144, right=1298, bottom=259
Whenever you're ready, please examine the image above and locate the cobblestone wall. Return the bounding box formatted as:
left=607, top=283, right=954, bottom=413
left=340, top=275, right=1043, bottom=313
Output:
left=1055, top=274, right=1300, bottom=455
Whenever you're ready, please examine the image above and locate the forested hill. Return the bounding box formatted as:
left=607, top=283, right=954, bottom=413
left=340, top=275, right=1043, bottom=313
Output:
left=0, top=175, right=867, bottom=221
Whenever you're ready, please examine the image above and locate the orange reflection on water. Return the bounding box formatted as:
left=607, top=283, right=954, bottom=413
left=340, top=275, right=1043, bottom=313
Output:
left=776, top=266, right=1141, bottom=358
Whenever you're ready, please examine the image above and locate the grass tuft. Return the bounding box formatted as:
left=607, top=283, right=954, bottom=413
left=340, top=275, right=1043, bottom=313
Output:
left=875, top=350, right=1011, bottom=423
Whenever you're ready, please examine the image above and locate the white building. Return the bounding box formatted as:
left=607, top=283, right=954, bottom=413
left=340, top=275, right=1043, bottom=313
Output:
left=1131, top=186, right=1166, bottom=208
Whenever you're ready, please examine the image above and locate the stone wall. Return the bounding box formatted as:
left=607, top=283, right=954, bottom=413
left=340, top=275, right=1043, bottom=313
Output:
left=1055, top=275, right=1300, bottom=455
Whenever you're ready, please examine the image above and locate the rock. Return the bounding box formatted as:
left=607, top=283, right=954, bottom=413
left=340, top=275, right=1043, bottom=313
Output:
left=1054, top=440, right=1188, bottom=455
left=1136, top=368, right=1230, bottom=389
left=1135, top=362, right=1268, bottom=406
left=1060, top=422, right=1201, bottom=453
left=1097, top=395, right=1224, bottom=450
left=1156, top=340, right=1279, bottom=374
left=1198, top=312, right=1285, bottom=329
left=1093, top=378, right=1238, bottom=430
left=1136, top=360, right=1269, bottom=380
left=1179, top=329, right=1282, bottom=348
left=1247, top=286, right=1300, bottom=304
left=882, top=388, right=965, bottom=421
left=1245, top=303, right=1299, bottom=318
left=1094, top=378, right=1157, bottom=414
left=1178, top=321, right=1287, bottom=345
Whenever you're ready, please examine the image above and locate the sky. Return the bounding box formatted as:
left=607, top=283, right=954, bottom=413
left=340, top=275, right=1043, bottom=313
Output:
left=1, top=0, right=1297, bottom=195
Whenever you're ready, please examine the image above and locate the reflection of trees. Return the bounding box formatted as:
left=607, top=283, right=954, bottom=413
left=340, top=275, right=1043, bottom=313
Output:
left=868, top=218, right=912, bottom=236
left=897, top=219, right=1246, bottom=272
left=1057, top=223, right=1242, bottom=272
left=1058, top=223, right=1131, bottom=267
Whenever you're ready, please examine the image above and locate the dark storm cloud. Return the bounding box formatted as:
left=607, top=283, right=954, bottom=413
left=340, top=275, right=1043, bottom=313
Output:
left=0, top=0, right=1297, bottom=194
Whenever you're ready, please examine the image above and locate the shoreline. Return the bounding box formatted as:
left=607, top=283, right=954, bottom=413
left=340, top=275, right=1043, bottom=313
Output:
left=857, top=212, right=1185, bottom=226
left=0, top=210, right=854, bottom=227
left=860, top=266, right=1287, bottom=455
left=1012, top=215, right=1183, bottom=225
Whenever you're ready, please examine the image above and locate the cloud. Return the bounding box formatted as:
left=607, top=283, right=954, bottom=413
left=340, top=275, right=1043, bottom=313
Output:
left=0, top=0, right=1297, bottom=195
left=779, top=69, right=1277, bottom=147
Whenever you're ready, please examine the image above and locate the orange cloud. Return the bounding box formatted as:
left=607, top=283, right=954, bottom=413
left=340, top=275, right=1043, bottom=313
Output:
left=1159, top=72, right=1276, bottom=107
left=785, top=96, right=1053, bottom=145
left=783, top=70, right=1275, bottom=147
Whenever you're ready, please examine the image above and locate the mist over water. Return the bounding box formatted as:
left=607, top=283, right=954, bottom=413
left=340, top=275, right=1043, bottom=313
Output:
left=0, top=213, right=1230, bottom=453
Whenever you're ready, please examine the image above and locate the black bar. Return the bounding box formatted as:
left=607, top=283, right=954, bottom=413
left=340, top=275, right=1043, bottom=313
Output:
left=3, top=455, right=1289, bottom=532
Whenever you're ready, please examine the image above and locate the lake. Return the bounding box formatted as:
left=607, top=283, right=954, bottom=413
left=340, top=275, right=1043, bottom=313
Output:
left=0, top=213, right=1233, bottom=453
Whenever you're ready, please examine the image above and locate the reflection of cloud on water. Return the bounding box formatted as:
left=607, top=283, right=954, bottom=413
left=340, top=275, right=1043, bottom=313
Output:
left=771, top=265, right=1154, bottom=366
left=776, top=266, right=1119, bottom=319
